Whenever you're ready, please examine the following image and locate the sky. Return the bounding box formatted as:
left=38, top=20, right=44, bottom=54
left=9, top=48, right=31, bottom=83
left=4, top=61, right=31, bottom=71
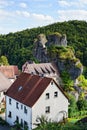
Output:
left=0, top=0, right=87, bottom=34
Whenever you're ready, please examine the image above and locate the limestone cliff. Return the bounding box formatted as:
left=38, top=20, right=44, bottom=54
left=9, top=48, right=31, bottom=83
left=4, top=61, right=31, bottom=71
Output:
left=33, top=33, right=83, bottom=81
left=34, top=34, right=48, bottom=62
left=47, top=32, right=67, bottom=47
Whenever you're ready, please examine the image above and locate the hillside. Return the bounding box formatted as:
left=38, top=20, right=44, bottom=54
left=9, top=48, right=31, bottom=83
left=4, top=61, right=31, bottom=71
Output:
left=0, top=20, right=87, bottom=77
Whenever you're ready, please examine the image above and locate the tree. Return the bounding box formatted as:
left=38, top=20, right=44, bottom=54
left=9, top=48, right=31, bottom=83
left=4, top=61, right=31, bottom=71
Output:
left=0, top=55, right=9, bottom=65
left=77, top=98, right=87, bottom=111
left=68, top=94, right=77, bottom=117
left=77, top=75, right=87, bottom=89
left=61, top=71, right=74, bottom=91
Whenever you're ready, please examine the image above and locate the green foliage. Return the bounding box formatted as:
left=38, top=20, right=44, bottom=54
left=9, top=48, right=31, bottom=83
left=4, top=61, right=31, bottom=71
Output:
left=61, top=71, right=74, bottom=91
left=77, top=75, right=87, bottom=89
left=68, top=94, right=77, bottom=117
left=0, top=20, right=87, bottom=73
left=0, top=55, right=9, bottom=65
left=77, top=99, right=87, bottom=111
left=34, top=121, right=87, bottom=130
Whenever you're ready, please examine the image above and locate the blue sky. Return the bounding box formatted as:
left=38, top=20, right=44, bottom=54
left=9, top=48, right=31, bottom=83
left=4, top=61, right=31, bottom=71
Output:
left=0, top=0, right=87, bottom=34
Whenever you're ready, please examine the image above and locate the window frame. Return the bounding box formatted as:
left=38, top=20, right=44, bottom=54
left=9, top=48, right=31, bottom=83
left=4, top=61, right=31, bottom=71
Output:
left=8, top=111, right=12, bottom=118
left=45, top=106, right=50, bottom=113
left=24, top=106, right=27, bottom=114
left=46, top=93, right=50, bottom=99
left=16, top=102, right=19, bottom=109
left=9, top=98, right=11, bottom=105
left=16, top=116, right=19, bottom=123
left=54, top=91, right=58, bottom=98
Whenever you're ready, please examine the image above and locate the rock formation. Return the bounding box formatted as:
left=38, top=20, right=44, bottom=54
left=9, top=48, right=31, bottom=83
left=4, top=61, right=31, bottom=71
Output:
left=33, top=32, right=83, bottom=81
left=47, top=32, right=67, bottom=47
left=34, top=34, right=48, bottom=62
left=57, top=58, right=83, bottom=80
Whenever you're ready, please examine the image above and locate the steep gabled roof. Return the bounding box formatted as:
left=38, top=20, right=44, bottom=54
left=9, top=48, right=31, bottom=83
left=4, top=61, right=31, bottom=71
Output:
left=22, top=62, right=59, bottom=76
left=0, top=72, right=12, bottom=92
left=6, top=73, right=68, bottom=107
left=0, top=65, right=19, bottom=79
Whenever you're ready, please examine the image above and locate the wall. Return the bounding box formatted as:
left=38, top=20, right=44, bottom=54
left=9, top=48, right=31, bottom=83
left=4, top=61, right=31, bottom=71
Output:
left=6, top=96, right=32, bottom=130
left=32, top=81, right=68, bottom=129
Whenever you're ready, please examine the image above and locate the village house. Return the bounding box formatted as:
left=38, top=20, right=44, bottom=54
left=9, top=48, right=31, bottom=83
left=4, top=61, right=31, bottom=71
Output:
left=0, top=72, right=12, bottom=110
left=0, top=65, right=19, bottom=82
left=5, top=73, right=69, bottom=130
left=22, top=61, right=61, bottom=85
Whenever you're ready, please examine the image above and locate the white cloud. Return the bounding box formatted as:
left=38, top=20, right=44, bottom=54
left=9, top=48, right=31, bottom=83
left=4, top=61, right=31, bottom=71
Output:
left=19, top=2, right=27, bottom=8
left=58, top=0, right=87, bottom=9
left=16, top=10, right=30, bottom=17
left=0, top=9, right=13, bottom=20
left=0, top=0, right=14, bottom=8
left=58, top=0, right=71, bottom=7
left=31, top=0, right=46, bottom=1
left=32, top=13, right=54, bottom=22
left=57, top=10, right=87, bottom=21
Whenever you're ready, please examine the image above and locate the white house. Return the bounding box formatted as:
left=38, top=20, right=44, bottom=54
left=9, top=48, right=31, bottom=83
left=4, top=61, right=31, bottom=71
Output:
left=5, top=73, right=69, bottom=130
left=0, top=72, right=12, bottom=109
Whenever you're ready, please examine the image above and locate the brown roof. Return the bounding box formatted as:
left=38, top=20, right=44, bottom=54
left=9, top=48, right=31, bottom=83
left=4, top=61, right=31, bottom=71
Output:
left=0, top=65, right=19, bottom=79
left=0, top=72, right=12, bottom=92
left=6, top=73, right=68, bottom=107
left=22, top=62, right=59, bottom=76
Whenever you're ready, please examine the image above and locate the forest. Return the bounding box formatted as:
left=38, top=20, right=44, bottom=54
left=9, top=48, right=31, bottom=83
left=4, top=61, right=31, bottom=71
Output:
left=0, top=20, right=87, bottom=77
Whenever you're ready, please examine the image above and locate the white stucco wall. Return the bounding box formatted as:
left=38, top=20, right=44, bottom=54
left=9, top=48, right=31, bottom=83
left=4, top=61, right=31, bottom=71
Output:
left=6, top=96, right=32, bottom=130
left=32, top=81, right=68, bottom=129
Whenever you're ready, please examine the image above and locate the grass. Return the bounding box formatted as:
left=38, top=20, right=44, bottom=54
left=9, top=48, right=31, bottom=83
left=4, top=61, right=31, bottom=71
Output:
left=68, top=118, right=79, bottom=123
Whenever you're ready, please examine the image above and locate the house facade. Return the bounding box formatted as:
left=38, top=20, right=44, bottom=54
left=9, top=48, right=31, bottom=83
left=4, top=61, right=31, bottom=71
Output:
left=5, top=73, right=69, bottom=130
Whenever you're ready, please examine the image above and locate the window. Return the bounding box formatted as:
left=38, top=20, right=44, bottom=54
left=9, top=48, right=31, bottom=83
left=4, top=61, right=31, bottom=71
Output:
left=21, top=104, right=23, bottom=109
left=46, top=93, right=50, bottom=99
left=51, top=82, right=53, bottom=85
left=8, top=111, right=12, bottom=118
left=16, top=102, right=19, bottom=109
left=24, top=106, right=27, bottom=114
left=54, top=92, right=58, bottom=97
left=45, top=106, right=50, bottom=113
left=24, top=121, right=28, bottom=128
left=9, top=98, right=11, bottom=105
left=16, top=116, right=19, bottom=123
left=21, top=119, right=23, bottom=127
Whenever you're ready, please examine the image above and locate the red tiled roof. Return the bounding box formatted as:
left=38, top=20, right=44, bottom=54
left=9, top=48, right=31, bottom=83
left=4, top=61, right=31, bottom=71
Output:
left=6, top=73, right=68, bottom=107
left=0, top=66, right=19, bottom=79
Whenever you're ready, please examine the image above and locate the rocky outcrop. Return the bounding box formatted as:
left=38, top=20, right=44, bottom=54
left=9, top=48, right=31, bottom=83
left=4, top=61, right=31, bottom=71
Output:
left=34, top=33, right=67, bottom=62
left=34, top=34, right=48, bottom=62
left=57, top=58, right=83, bottom=80
left=33, top=32, right=83, bottom=80
left=47, top=33, right=67, bottom=47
